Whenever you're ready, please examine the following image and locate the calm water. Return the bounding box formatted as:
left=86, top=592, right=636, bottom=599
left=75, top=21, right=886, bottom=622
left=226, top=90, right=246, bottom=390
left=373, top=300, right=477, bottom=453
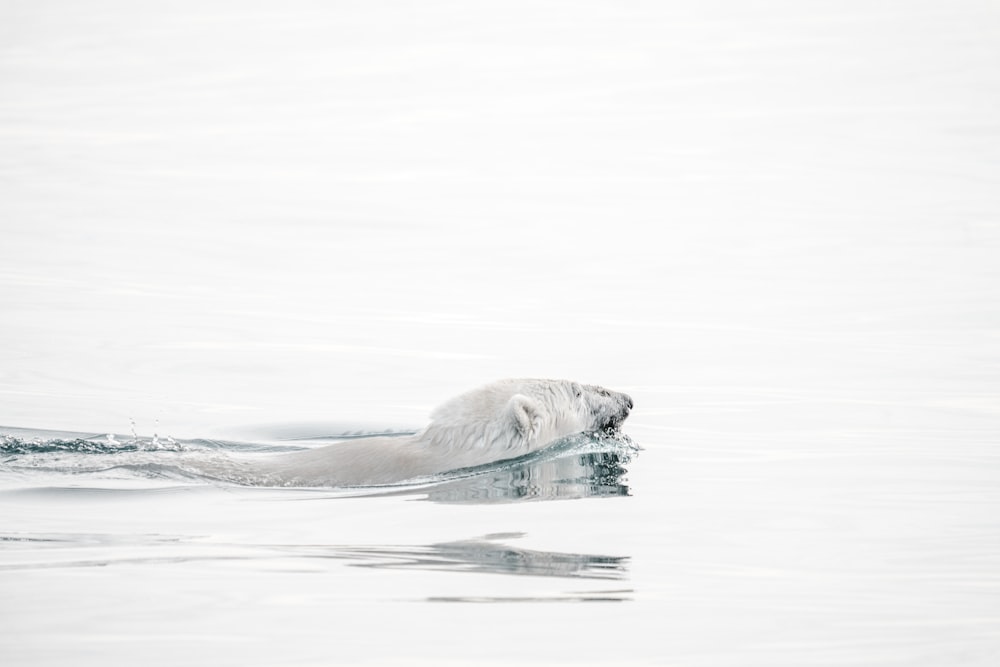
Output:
left=3, top=1, right=999, bottom=665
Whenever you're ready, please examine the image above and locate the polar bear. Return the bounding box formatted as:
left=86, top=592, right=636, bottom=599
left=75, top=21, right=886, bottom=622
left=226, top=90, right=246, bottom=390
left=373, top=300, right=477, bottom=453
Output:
left=254, top=378, right=633, bottom=487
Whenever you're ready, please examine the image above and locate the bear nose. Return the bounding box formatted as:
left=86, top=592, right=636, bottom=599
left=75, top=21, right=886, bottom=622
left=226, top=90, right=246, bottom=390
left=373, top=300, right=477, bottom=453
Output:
left=623, top=394, right=633, bottom=411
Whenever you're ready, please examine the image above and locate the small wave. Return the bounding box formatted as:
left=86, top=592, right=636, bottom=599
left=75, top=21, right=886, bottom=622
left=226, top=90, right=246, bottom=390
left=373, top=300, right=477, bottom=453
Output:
left=405, top=429, right=640, bottom=486
left=0, top=433, right=185, bottom=455
left=1, top=427, right=641, bottom=503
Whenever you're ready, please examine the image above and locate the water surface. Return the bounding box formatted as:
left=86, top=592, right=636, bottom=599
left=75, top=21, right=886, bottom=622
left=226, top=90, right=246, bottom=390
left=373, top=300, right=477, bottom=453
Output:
left=2, top=1, right=999, bottom=665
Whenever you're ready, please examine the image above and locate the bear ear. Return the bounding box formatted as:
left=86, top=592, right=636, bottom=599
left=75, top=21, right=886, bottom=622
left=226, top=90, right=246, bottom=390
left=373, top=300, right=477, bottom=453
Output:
left=505, top=394, right=543, bottom=443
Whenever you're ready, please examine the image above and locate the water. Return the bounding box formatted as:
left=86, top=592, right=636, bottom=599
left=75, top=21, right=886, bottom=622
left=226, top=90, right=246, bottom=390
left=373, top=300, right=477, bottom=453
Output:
left=3, top=1, right=1000, bottom=665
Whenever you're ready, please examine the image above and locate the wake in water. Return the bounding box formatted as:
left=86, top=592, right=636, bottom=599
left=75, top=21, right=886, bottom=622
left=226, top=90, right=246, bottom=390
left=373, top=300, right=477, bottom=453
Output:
left=0, top=426, right=640, bottom=503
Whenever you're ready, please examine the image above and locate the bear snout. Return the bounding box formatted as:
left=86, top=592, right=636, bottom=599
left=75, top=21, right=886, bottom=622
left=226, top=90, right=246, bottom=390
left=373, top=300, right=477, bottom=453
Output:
left=615, top=392, right=633, bottom=418
left=600, top=392, right=632, bottom=430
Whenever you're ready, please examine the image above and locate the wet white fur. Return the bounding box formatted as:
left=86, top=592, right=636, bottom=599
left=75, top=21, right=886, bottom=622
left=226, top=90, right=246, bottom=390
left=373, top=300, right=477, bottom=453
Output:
left=256, top=378, right=632, bottom=487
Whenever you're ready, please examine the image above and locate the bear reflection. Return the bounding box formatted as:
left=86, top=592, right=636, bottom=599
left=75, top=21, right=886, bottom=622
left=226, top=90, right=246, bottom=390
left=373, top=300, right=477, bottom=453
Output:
left=325, top=531, right=629, bottom=582
left=411, top=449, right=633, bottom=504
